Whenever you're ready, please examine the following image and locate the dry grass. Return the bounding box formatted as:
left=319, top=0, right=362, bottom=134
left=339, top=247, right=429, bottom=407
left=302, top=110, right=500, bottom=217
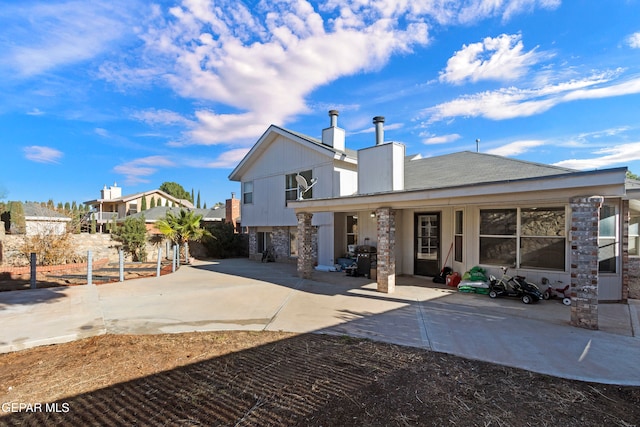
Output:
left=1, top=331, right=639, bottom=426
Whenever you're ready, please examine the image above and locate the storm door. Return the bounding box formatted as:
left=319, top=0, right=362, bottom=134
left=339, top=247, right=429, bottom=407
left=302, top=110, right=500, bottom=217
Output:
left=414, top=213, right=440, bottom=276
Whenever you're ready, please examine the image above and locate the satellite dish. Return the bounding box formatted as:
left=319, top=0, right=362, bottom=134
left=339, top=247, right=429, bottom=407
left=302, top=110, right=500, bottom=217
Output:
left=295, top=174, right=317, bottom=200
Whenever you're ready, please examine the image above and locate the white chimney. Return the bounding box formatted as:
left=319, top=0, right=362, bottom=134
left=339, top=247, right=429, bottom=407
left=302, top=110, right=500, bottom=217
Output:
left=357, top=116, right=405, bottom=194
left=321, top=110, right=345, bottom=151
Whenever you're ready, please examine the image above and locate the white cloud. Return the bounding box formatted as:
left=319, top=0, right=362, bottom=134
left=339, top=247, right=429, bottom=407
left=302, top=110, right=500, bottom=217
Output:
left=486, top=139, right=546, bottom=156
left=627, top=32, right=640, bottom=49
left=100, top=0, right=558, bottom=146
left=23, top=146, right=63, bottom=164
left=200, top=148, right=251, bottom=168
left=131, top=109, right=194, bottom=127
left=424, top=70, right=640, bottom=122
left=553, top=142, right=640, bottom=170
left=406, top=0, right=560, bottom=25
left=0, top=1, right=138, bottom=78
left=352, top=122, right=404, bottom=135
left=422, top=133, right=462, bottom=145
left=440, top=34, right=547, bottom=84
left=26, top=108, right=44, bottom=116
left=113, top=156, right=175, bottom=185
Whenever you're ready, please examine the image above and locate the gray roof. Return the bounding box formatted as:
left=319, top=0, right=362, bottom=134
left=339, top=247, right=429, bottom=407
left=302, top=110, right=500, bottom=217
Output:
left=404, top=151, right=577, bottom=190
left=126, top=206, right=226, bottom=222
left=23, top=202, right=71, bottom=220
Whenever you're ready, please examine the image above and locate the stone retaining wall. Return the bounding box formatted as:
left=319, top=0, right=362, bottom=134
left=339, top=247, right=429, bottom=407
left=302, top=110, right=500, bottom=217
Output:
left=0, top=233, right=172, bottom=267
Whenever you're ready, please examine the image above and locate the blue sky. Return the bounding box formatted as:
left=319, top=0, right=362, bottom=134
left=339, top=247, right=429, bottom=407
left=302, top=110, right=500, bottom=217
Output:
left=2, top=0, right=640, bottom=207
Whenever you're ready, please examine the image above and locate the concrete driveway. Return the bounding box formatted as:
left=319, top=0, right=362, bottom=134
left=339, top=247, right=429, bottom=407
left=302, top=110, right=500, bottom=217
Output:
left=1, top=258, right=639, bottom=385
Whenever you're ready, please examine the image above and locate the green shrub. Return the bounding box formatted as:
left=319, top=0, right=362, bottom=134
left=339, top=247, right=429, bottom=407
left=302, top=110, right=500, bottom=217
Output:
left=203, top=222, right=248, bottom=258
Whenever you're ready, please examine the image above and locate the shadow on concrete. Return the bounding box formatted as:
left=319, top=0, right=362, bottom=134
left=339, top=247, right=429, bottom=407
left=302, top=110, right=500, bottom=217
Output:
left=0, top=286, right=68, bottom=310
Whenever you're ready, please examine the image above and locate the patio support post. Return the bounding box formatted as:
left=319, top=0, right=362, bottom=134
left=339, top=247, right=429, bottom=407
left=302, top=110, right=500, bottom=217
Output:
left=569, top=196, right=603, bottom=330
left=296, top=212, right=314, bottom=279
left=376, top=207, right=396, bottom=293
left=621, top=199, right=630, bottom=303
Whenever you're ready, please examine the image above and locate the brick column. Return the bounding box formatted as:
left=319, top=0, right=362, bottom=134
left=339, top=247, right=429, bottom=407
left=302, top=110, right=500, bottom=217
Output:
left=248, top=227, right=258, bottom=260
left=296, top=212, right=314, bottom=279
left=570, top=196, right=603, bottom=330
left=376, top=207, right=396, bottom=293
left=621, top=200, right=630, bottom=303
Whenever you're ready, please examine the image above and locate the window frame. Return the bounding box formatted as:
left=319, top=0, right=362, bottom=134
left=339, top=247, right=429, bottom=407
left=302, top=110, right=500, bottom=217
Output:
left=285, top=170, right=313, bottom=202
left=630, top=214, right=640, bottom=257
left=479, top=206, right=566, bottom=271
left=346, top=214, right=358, bottom=248
left=242, top=181, right=253, bottom=204
left=454, top=210, right=463, bottom=263
left=599, top=202, right=618, bottom=273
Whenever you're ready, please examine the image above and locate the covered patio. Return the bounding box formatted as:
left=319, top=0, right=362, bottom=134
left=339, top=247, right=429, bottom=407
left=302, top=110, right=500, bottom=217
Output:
left=291, top=171, right=636, bottom=330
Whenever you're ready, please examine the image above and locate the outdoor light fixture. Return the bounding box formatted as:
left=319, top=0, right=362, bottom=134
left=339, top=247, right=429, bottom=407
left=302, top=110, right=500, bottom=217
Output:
left=370, top=211, right=376, bottom=218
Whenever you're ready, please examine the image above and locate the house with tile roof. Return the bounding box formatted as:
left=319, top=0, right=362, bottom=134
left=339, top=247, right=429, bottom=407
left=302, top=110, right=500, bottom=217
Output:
left=84, top=184, right=194, bottom=232
left=230, top=110, right=640, bottom=329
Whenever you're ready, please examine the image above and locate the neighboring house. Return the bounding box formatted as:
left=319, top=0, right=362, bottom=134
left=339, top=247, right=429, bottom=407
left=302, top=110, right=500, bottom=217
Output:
left=23, top=202, right=72, bottom=236
left=230, top=110, right=640, bottom=329
left=85, top=184, right=194, bottom=231
left=126, top=206, right=226, bottom=233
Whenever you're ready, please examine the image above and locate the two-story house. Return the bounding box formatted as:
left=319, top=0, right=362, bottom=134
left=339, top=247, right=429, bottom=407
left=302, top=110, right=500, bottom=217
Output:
left=85, top=184, right=194, bottom=232
left=229, top=110, right=358, bottom=264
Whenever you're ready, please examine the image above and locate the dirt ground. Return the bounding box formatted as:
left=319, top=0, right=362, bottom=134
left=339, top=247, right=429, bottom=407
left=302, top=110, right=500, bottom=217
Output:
left=0, top=262, right=173, bottom=291
left=0, top=331, right=638, bottom=426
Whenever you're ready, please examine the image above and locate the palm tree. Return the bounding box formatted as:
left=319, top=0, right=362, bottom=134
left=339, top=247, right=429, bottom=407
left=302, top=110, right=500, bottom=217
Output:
left=156, top=209, right=209, bottom=263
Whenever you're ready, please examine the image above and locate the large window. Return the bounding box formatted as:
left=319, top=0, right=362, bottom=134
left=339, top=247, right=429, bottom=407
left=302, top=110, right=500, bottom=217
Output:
left=243, top=181, right=253, bottom=204
left=479, top=207, right=565, bottom=270
left=257, top=231, right=271, bottom=253
left=285, top=170, right=312, bottom=201
left=599, top=203, right=617, bottom=273
left=520, top=207, right=565, bottom=270
left=454, top=210, right=463, bottom=262
left=479, top=209, right=517, bottom=267
left=630, top=215, right=640, bottom=256
left=347, top=215, right=358, bottom=247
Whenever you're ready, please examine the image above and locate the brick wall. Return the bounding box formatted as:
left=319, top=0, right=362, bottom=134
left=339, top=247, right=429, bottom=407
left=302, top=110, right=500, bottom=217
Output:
left=271, top=226, right=293, bottom=262
left=0, top=258, right=109, bottom=275
left=225, top=195, right=241, bottom=232
left=376, top=207, right=396, bottom=293
left=569, top=196, right=602, bottom=330
left=248, top=227, right=259, bottom=260
left=296, top=213, right=314, bottom=278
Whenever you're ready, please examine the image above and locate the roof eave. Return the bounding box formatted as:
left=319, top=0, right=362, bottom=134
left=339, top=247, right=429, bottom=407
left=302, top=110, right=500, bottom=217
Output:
left=229, top=125, right=354, bottom=181
left=290, top=167, right=627, bottom=213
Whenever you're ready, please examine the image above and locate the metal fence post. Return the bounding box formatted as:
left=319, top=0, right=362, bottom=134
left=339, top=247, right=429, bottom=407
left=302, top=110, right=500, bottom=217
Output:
left=87, top=250, right=93, bottom=285
left=30, top=253, right=37, bottom=289
left=172, top=245, right=177, bottom=272
left=119, top=249, right=124, bottom=282
left=157, top=247, right=162, bottom=277
left=176, top=244, right=180, bottom=269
